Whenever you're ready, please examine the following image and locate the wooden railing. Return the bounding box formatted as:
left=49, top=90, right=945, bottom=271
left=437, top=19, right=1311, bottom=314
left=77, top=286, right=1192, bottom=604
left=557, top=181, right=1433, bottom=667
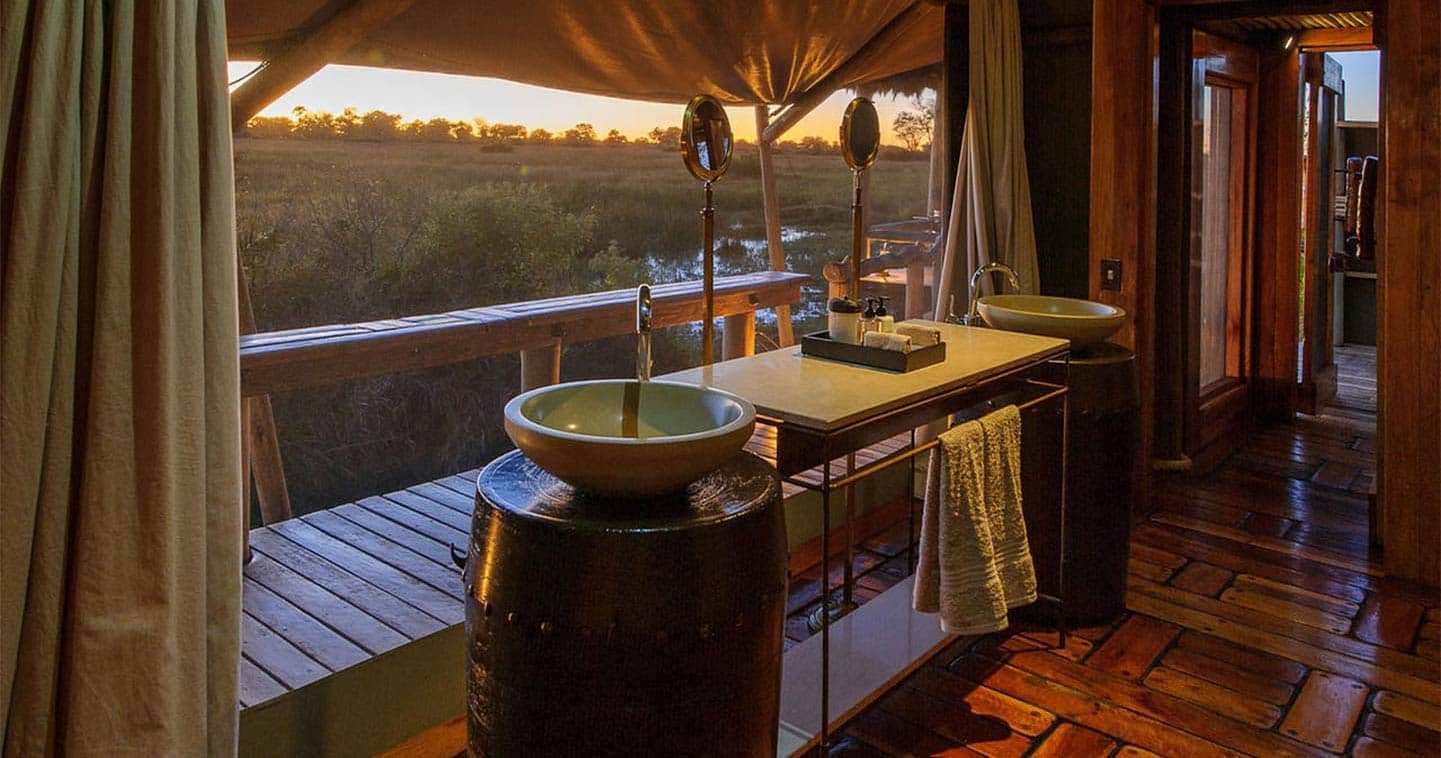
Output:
left=239, top=271, right=808, bottom=525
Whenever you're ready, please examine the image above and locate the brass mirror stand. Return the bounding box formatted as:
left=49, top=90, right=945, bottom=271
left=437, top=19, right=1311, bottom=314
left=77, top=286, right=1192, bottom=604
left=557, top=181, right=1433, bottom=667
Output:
left=680, top=94, right=733, bottom=365
left=839, top=97, right=881, bottom=298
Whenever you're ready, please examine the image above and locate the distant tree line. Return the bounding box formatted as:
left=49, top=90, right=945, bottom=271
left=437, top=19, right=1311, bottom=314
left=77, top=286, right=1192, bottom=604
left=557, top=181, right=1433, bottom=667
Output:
left=242, top=106, right=929, bottom=156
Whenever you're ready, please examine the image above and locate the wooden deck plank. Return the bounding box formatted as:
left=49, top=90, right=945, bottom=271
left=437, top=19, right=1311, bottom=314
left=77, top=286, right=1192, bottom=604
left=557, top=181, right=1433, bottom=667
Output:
left=249, top=529, right=445, bottom=639
left=1354, top=595, right=1426, bottom=650
left=243, top=552, right=409, bottom=655
left=900, top=666, right=1057, bottom=737
left=299, top=510, right=464, bottom=600
left=352, top=495, right=470, bottom=547
left=1160, top=647, right=1296, bottom=706
left=1142, top=666, right=1282, bottom=727
left=1086, top=615, right=1179, bottom=680
left=242, top=613, right=329, bottom=690
left=844, top=708, right=981, bottom=757
left=1362, top=711, right=1441, bottom=754
left=239, top=656, right=289, bottom=708
left=1279, top=671, right=1369, bottom=752
left=243, top=579, right=370, bottom=673
left=265, top=519, right=462, bottom=624
left=381, top=489, right=474, bottom=534
left=1231, top=572, right=1363, bottom=618
left=1176, top=630, right=1309, bottom=685
left=1028, top=723, right=1116, bottom=758
left=1169, top=562, right=1234, bottom=597
left=1372, top=690, right=1441, bottom=731
left=331, top=503, right=465, bottom=570
left=1218, top=586, right=1353, bottom=635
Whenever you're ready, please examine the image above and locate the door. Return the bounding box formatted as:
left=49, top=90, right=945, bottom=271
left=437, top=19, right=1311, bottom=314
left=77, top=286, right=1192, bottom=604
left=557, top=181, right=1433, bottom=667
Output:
left=1298, top=53, right=1344, bottom=413
left=1186, top=32, right=1259, bottom=457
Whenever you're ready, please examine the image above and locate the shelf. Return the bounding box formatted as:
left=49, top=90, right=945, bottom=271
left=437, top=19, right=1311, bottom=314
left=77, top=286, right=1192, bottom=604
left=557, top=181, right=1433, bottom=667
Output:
left=775, top=575, right=964, bottom=755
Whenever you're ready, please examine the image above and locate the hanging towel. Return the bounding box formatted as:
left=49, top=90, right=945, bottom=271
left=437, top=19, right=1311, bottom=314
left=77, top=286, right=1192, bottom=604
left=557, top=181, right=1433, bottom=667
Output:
left=913, top=405, right=1036, bottom=634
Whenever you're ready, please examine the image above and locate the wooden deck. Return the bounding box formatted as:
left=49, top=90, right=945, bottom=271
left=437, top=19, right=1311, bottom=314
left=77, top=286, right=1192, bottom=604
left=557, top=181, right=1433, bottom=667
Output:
left=805, top=407, right=1441, bottom=756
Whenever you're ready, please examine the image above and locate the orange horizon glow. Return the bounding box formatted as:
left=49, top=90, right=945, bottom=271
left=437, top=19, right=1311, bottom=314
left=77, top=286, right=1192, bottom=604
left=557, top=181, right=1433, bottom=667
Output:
left=228, top=62, right=930, bottom=145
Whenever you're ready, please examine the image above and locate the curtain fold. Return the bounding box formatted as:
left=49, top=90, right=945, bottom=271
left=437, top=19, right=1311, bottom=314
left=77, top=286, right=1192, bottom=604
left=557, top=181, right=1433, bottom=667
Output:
left=933, top=0, right=1039, bottom=322
left=2, top=1, right=243, bottom=754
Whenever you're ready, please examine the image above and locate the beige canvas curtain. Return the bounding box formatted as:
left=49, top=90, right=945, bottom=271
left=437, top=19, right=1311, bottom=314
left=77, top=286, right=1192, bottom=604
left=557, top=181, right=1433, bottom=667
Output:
left=934, top=0, right=1039, bottom=321
left=1, top=1, right=243, bottom=755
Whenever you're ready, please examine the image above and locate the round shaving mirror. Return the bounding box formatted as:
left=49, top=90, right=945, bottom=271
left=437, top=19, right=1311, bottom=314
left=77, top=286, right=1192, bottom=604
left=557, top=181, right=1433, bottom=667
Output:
left=680, top=95, right=733, bottom=182
left=839, top=97, right=881, bottom=171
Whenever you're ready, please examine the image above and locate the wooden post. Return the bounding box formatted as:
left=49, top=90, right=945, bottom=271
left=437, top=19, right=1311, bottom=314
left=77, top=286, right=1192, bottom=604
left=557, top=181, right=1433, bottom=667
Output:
left=520, top=341, right=562, bottom=391
left=1090, top=0, right=1157, bottom=511
left=754, top=106, right=794, bottom=347
left=905, top=259, right=928, bottom=319
left=237, top=265, right=293, bottom=524
left=722, top=313, right=756, bottom=360
left=1378, top=0, right=1441, bottom=586
left=927, top=101, right=945, bottom=218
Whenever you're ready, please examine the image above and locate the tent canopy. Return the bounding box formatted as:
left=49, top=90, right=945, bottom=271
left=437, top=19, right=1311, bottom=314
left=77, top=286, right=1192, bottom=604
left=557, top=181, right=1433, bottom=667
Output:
left=225, top=0, right=944, bottom=106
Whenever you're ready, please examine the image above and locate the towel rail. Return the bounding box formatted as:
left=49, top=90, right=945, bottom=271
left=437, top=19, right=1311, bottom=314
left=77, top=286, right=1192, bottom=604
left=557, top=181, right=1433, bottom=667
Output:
left=792, top=380, right=1066, bottom=491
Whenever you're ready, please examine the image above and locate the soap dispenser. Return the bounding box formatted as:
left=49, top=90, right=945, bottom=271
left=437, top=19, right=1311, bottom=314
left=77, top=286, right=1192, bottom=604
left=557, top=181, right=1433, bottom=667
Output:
left=860, top=298, right=878, bottom=336
left=875, top=296, right=895, bottom=333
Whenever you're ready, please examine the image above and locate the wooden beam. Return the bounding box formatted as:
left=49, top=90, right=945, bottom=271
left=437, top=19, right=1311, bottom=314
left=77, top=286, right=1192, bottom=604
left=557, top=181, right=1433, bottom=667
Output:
left=1378, top=0, right=1441, bottom=587
left=240, top=272, right=807, bottom=397
left=754, top=106, right=794, bottom=347
left=1089, top=0, right=1157, bottom=506
left=761, top=1, right=933, bottom=143
left=941, top=0, right=968, bottom=232
left=229, top=0, right=419, bottom=131
left=1296, top=27, right=1375, bottom=52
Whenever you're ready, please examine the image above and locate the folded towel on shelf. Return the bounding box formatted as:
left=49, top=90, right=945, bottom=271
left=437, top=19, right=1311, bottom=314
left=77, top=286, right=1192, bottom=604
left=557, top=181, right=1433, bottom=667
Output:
left=862, top=331, right=911, bottom=352
left=913, top=404, right=1036, bottom=635
left=895, top=323, right=942, bottom=347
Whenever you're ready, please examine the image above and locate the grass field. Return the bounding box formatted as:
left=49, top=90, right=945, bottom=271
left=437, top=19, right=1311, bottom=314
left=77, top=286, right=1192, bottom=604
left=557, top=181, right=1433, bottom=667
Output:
left=235, top=138, right=930, bottom=514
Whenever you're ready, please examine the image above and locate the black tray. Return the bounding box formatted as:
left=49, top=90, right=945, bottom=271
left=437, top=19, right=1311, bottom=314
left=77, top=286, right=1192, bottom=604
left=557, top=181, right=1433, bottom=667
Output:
left=800, top=331, right=946, bottom=372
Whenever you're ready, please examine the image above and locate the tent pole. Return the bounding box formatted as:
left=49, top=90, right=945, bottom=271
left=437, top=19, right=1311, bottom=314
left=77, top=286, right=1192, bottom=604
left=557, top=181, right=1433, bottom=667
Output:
left=755, top=106, right=795, bottom=347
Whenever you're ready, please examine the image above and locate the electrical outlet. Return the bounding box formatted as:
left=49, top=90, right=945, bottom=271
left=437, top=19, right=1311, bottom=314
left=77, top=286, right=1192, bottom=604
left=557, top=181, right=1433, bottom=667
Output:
left=1101, top=258, right=1123, bottom=291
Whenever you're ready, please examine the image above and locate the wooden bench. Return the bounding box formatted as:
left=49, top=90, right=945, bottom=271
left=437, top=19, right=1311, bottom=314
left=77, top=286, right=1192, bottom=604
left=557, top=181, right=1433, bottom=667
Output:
left=237, top=426, right=915, bottom=756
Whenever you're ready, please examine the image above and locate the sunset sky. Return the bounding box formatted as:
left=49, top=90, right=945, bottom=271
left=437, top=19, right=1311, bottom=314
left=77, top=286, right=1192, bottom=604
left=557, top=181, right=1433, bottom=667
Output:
left=228, top=50, right=1378, bottom=141
left=227, top=62, right=925, bottom=143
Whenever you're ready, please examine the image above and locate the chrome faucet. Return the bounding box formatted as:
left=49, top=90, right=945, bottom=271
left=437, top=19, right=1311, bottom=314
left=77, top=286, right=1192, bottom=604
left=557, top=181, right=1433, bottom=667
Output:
left=636, top=284, right=653, bottom=381
left=965, top=262, right=1021, bottom=326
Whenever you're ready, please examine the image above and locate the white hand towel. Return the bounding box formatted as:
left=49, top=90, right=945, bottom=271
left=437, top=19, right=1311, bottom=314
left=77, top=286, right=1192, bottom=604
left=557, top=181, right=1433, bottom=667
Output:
left=913, top=405, right=1036, bottom=634
left=895, top=323, right=942, bottom=347
left=862, top=331, right=911, bottom=352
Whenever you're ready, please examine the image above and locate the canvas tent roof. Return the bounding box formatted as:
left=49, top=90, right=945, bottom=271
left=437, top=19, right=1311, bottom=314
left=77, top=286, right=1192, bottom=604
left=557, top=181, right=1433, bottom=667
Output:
left=225, top=0, right=944, bottom=106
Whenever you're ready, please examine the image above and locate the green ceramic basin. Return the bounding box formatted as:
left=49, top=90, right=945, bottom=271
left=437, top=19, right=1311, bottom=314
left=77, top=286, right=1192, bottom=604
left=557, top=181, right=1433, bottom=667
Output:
left=976, top=294, right=1127, bottom=349
left=503, top=379, right=756, bottom=497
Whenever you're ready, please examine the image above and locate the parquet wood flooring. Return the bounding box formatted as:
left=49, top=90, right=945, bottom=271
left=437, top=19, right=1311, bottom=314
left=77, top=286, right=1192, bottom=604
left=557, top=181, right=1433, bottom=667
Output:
left=808, top=407, right=1439, bottom=756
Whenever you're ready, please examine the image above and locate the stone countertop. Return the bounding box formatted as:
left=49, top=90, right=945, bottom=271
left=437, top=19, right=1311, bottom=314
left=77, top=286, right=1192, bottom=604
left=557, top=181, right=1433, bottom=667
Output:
left=659, top=321, right=1068, bottom=433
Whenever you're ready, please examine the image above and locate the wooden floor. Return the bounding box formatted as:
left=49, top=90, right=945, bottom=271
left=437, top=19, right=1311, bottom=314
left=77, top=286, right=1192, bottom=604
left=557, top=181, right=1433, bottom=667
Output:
left=796, top=398, right=1441, bottom=756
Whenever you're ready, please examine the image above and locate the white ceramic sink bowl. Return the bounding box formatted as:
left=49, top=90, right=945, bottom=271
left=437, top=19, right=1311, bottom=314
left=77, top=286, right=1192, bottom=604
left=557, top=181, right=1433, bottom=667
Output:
left=503, top=379, right=756, bottom=497
left=976, top=295, right=1127, bottom=349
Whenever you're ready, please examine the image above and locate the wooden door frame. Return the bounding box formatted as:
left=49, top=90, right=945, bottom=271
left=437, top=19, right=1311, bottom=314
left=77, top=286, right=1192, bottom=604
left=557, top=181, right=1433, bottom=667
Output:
left=1155, top=20, right=1261, bottom=465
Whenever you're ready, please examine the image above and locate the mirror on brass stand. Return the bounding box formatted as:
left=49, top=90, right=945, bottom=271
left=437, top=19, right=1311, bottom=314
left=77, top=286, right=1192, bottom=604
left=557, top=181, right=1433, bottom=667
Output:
left=680, top=94, right=734, bottom=365
left=807, top=97, right=883, bottom=635
left=840, top=97, right=881, bottom=297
